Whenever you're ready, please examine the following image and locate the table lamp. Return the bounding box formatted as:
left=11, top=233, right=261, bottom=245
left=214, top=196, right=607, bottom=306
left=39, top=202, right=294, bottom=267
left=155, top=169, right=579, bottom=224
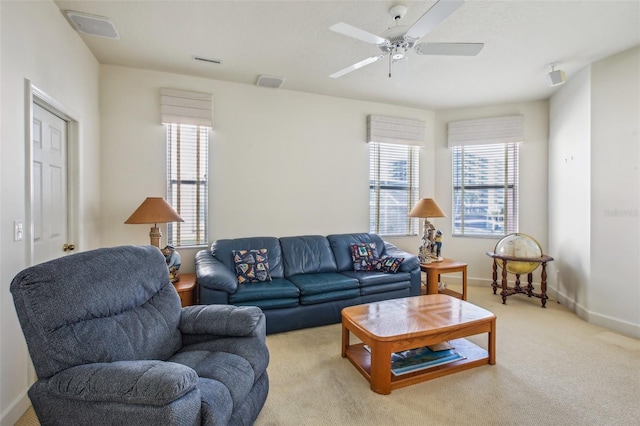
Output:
left=124, top=197, right=183, bottom=247
left=408, top=198, right=447, bottom=263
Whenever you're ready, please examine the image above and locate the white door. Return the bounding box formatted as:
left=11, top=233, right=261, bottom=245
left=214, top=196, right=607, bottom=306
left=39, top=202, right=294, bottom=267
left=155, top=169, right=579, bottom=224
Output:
left=32, top=103, right=71, bottom=264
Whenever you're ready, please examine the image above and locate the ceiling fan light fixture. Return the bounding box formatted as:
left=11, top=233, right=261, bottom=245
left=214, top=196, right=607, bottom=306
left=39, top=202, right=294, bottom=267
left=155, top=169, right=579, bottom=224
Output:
left=392, top=47, right=406, bottom=60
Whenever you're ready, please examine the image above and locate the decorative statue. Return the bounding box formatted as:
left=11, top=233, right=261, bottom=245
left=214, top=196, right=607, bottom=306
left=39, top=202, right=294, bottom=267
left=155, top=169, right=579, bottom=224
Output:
left=432, top=230, right=443, bottom=259
left=162, top=245, right=181, bottom=283
left=419, top=223, right=436, bottom=263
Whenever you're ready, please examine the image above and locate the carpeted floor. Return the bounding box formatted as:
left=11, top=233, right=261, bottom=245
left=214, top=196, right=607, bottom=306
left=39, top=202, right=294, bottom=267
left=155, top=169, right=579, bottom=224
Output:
left=16, top=285, right=640, bottom=425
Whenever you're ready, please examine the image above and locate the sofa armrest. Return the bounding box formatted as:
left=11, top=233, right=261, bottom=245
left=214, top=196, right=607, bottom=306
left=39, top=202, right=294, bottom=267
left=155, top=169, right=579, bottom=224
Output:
left=46, top=360, right=197, bottom=406
left=195, top=249, right=238, bottom=294
left=180, top=304, right=266, bottom=339
left=383, top=242, right=420, bottom=272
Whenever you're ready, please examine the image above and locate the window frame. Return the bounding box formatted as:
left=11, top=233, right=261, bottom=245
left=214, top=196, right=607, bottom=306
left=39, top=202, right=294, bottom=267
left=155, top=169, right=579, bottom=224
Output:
left=369, top=141, right=420, bottom=237
left=165, top=122, right=209, bottom=248
left=451, top=142, right=519, bottom=238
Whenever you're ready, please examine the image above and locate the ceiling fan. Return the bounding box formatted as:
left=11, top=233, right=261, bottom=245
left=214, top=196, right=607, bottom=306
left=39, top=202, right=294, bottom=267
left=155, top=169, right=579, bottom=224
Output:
left=329, top=0, right=483, bottom=78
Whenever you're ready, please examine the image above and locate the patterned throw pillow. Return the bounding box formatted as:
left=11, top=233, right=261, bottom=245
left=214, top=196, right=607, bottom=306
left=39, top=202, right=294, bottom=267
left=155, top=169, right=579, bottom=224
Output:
left=232, top=249, right=272, bottom=283
left=350, top=243, right=379, bottom=271
left=374, top=255, right=404, bottom=274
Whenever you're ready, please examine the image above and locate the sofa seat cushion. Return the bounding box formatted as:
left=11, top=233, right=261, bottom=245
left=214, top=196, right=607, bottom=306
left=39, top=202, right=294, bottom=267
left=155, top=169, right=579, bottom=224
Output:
left=229, top=278, right=299, bottom=304
left=300, top=289, right=361, bottom=305
left=236, top=298, right=299, bottom=310
left=341, top=270, right=411, bottom=287
left=287, top=273, right=359, bottom=295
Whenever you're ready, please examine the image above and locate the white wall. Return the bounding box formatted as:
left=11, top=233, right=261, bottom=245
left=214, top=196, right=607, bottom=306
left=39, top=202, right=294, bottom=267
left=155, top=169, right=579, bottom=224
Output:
left=433, top=101, right=550, bottom=285
left=590, top=47, right=640, bottom=336
left=0, top=1, right=101, bottom=424
left=549, top=46, right=640, bottom=338
left=548, top=66, right=592, bottom=314
left=99, top=65, right=435, bottom=269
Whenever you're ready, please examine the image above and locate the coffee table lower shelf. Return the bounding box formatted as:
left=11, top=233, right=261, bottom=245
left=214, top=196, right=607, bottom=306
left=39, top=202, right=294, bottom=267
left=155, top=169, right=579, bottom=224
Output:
left=345, top=338, right=489, bottom=391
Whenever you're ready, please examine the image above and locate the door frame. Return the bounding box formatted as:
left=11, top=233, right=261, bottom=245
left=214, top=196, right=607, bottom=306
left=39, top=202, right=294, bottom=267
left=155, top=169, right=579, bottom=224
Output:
left=24, top=79, right=81, bottom=266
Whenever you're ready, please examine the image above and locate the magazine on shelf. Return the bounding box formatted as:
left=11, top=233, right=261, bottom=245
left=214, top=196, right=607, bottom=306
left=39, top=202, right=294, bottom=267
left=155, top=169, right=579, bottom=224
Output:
left=363, top=343, right=466, bottom=376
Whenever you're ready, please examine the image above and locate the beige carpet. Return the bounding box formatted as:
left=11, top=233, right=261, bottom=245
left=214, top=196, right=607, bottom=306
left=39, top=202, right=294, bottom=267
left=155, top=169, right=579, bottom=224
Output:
left=16, top=285, right=640, bottom=425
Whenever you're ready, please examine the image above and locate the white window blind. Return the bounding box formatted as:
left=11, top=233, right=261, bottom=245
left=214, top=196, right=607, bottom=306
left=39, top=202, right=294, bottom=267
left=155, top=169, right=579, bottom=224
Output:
left=165, top=123, right=209, bottom=247
left=448, top=115, right=523, bottom=237
left=367, top=115, right=426, bottom=146
left=160, top=88, right=213, bottom=128
left=369, top=142, right=419, bottom=236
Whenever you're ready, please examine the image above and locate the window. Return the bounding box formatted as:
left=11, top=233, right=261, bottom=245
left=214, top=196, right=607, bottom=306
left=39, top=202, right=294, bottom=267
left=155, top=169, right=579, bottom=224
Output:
left=369, top=142, right=419, bottom=236
left=165, top=123, right=209, bottom=246
left=451, top=142, right=519, bottom=237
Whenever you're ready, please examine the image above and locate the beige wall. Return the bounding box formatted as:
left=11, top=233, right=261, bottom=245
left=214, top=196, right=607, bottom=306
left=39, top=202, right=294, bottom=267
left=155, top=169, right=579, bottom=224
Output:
left=549, top=46, right=640, bottom=338
left=99, top=65, right=435, bottom=268
left=0, top=1, right=101, bottom=423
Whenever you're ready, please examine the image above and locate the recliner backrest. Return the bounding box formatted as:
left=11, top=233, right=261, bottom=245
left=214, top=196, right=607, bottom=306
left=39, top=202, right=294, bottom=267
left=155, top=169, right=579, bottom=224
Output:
left=10, top=246, right=182, bottom=379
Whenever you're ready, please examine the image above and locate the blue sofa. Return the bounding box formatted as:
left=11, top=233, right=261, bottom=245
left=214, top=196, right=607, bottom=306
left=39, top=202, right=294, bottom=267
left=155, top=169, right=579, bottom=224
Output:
left=196, top=233, right=421, bottom=334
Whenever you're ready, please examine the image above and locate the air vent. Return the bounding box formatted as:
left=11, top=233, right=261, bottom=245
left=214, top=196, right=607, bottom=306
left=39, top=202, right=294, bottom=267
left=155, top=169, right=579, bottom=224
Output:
left=65, top=11, right=120, bottom=39
left=256, top=75, right=285, bottom=89
left=194, top=56, right=222, bottom=65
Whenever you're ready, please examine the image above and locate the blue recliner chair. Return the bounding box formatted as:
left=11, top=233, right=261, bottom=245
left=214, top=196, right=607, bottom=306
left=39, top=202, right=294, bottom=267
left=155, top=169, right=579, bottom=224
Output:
left=10, top=245, right=269, bottom=425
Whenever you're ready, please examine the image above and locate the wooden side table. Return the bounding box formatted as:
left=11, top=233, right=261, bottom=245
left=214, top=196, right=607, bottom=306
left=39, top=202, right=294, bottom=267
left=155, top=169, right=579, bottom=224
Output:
left=173, top=273, right=196, bottom=307
left=420, top=259, right=468, bottom=300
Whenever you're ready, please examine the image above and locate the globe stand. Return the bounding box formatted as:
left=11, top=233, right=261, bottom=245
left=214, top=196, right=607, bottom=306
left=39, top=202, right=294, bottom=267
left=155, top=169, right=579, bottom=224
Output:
left=486, top=251, right=554, bottom=308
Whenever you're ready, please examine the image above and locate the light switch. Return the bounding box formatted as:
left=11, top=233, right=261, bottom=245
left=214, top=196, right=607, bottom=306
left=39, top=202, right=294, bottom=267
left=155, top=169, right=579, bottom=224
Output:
left=14, top=221, right=24, bottom=242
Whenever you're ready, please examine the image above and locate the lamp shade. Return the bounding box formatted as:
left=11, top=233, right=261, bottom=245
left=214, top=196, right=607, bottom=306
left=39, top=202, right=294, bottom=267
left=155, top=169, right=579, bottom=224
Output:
left=124, top=197, right=184, bottom=225
left=408, top=198, right=447, bottom=218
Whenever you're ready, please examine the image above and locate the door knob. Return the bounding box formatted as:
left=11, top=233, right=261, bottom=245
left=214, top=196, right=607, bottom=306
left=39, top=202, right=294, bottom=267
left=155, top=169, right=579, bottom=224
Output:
left=63, top=244, right=76, bottom=252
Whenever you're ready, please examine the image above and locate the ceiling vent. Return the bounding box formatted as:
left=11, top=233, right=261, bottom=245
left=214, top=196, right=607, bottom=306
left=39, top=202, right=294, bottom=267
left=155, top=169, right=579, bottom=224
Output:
left=256, top=75, right=285, bottom=89
left=65, top=11, right=120, bottom=39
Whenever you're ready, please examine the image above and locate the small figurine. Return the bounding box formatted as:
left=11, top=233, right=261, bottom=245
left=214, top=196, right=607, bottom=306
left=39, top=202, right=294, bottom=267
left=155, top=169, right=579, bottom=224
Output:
left=162, top=245, right=181, bottom=283
left=432, top=230, right=443, bottom=259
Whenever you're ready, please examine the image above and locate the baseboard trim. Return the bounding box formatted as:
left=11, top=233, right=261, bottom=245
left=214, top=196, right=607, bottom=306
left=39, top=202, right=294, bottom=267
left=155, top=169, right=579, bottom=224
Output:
left=0, top=388, right=30, bottom=426
left=551, top=286, right=640, bottom=339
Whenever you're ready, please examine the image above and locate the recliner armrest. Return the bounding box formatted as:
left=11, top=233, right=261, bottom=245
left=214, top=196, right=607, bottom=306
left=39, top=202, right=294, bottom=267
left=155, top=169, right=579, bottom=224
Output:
left=46, top=360, right=197, bottom=406
left=180, top=304, right=266, bottom=340
left=195, top=250, right=238, bottom=294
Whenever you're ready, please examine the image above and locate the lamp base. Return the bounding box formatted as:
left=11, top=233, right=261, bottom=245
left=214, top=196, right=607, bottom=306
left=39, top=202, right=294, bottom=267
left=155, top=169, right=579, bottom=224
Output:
left=149, top=226, right=161, bottom=248
left=418, top=219, right=443, bottom=263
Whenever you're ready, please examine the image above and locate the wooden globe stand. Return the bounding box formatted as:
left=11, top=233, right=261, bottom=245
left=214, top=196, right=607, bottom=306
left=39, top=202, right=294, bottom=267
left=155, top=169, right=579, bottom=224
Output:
left=486, top=251, right=554, bottom=308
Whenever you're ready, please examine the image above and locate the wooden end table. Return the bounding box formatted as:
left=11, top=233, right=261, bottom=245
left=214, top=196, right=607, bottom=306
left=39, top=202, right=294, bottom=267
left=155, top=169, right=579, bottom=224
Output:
left=420, top=258, right=468, bottom=300
left=173, top=273, right=196, bottom=307
left=341, top=294, right=496, bottom=394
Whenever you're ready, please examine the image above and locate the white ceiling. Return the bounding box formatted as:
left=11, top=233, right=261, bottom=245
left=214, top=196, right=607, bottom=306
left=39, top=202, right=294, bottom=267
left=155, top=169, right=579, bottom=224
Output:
left=53, top=0, right=640, bottom=110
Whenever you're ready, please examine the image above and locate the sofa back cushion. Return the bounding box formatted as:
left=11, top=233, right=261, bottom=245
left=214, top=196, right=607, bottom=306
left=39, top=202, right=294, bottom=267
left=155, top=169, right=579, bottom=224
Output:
left=212, top=237, right=284, bottom=279
left=10, top=246, right=182, bottom=379
left=327, top=233, right=386, bottom=272
left=280, top=235, right=338, bottom=276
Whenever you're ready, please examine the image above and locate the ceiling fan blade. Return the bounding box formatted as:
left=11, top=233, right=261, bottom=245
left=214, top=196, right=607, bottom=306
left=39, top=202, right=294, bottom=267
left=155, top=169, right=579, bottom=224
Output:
left=415, top=42, right=484, bottom=56
left=330, top=22, right=389, bottom=46
left=330, top=55, right=385, bottom=78
left=405, top=0, right=465, bottom=41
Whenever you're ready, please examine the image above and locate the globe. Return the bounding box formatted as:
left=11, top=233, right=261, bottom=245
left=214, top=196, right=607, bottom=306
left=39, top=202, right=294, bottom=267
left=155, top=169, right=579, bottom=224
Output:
left=494, top=233, right=543, bottom=275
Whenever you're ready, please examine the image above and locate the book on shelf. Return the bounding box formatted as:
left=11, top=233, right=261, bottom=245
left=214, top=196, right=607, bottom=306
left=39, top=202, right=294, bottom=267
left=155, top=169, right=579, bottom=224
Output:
left=363, top=342, right=465, bottom=376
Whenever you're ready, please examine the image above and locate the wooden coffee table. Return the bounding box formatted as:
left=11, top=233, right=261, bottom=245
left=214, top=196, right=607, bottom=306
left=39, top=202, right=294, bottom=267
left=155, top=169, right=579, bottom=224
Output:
left=341, top=294, right=496, bottom=394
